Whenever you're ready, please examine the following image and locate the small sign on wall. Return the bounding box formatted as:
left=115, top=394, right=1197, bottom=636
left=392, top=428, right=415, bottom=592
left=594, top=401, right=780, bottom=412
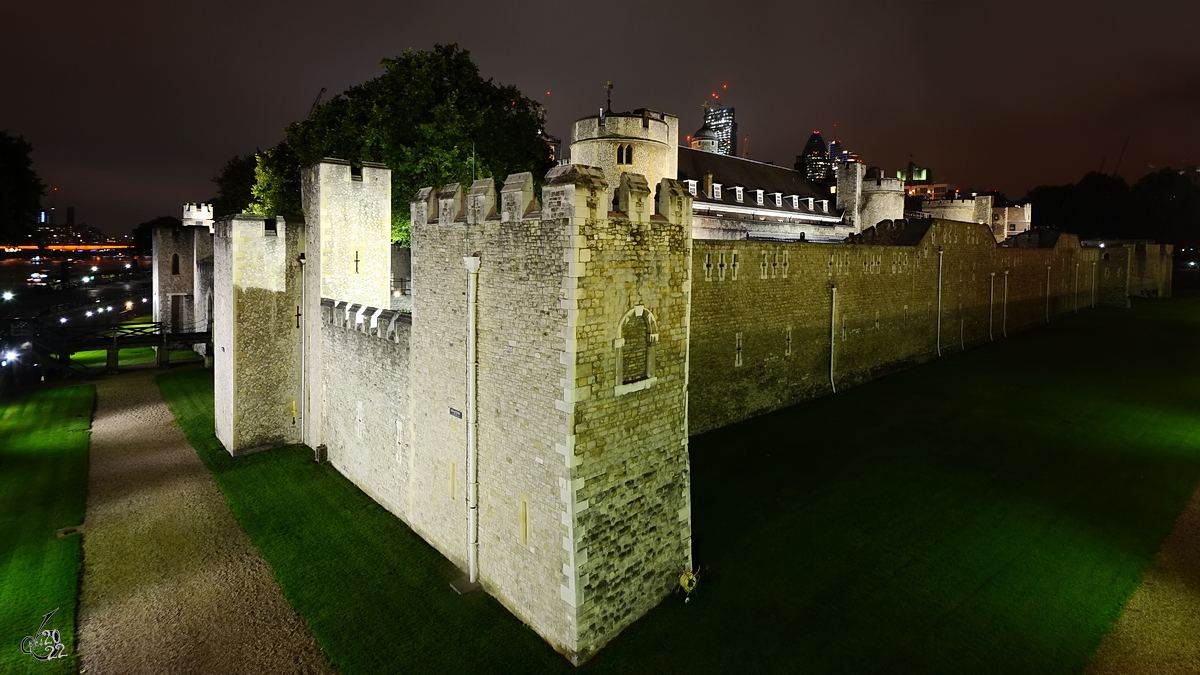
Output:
left=449, top=408, right=463, bottom=419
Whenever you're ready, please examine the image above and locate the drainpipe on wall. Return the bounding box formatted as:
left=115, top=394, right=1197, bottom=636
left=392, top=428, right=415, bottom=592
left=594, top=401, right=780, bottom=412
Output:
left=829, top=283, right=837, bottom=394
left=936, top=247, right=943, bottom=357
left=1091, top=261, right=1097, bottom=308
left=988, top=272, right=995, bottom=341
left=464, top=255, right=481, bottom=585
left=1045, top=265, right=1051, bottom=323
left=299, top=252, right=307, bottom=443
left=1074, top=261, right=1079, bottom=313
left=1002, top=270, right=1009, bottom=337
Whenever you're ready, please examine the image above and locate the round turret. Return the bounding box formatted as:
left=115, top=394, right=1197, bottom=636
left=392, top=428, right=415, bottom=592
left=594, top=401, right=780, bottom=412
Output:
left=569, top=109, right=679, bottom=207
left=690, top=122, right=719, bottom=153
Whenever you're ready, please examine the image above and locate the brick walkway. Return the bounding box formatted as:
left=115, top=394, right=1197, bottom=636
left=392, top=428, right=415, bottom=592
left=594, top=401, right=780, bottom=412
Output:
left=76, top=368, right=332, bottom=674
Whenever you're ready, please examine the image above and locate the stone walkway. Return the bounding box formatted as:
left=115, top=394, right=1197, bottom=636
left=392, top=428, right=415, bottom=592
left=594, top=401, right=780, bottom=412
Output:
left=1087, top=483, right=1200, bottom=674
left=77, top=368, right=332, bottom=674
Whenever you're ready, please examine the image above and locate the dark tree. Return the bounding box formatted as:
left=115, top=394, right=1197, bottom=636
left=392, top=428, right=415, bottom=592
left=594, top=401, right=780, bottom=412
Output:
left=248, top=44, right=553, bottom=244
left=1126, top=169, right=1200, bottom=246
left=210, top=153, right=258, bottom=218
left=1026, top=172, right=1128, bottom=239
left=0, top=131, right=46, bottom=244
left=131, top=215, right=182, bottom=253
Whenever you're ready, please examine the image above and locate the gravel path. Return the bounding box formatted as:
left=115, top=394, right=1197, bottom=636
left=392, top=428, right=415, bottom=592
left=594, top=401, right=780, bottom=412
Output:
left=1087, top=482, right=1200, bottom=674
left=77, top=368, right=333, bottom=674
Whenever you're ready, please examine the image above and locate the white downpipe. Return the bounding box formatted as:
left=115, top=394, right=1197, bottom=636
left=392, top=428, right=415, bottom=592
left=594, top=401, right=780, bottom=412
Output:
left=936, top=248, right=943, bottom=357
left=299, top=252, right=307, bottom=443
left=1002, top=271, right=1009, bottom=337
left=464, top=255, right=481, bottom=584
left=1092, top=261, right=1097, bottom=308
left=988, top=272, right=995, bottom=341
left=1074, top=261, right=1079, bottom=313
left=829, top=283, right=837, bottom=393
left=1045, top=265, right=1051, bottom=323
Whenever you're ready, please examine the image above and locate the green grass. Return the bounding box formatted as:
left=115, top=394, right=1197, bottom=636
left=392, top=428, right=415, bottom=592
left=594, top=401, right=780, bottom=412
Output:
left=158, top=297, right=1200, bottom=674
left=71, top=347, right=199, bottom=369
left=0, top=386, right=94, bottom=674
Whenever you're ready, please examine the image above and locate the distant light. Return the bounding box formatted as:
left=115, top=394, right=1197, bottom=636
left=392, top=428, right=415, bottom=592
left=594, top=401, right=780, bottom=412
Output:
left=86, top=311, right=93, bottom=317
left=4, top=351, right=16, bottom=360
left=125, top=301, right=133, bottom=309
left=91, top=266, right=98, bottom=271
left=142, top=297, right=148, bottom=302
left=106, top=306, right=112, bottom=312
left=97, top=308, right=104, bottom=313
left=59, top=317, right=67, bottom=323
left=1, top=292, right=12, bottom=301
left=1099, top=243, right=1105, bottom=248
left=124, top=263, right=131, bottom=269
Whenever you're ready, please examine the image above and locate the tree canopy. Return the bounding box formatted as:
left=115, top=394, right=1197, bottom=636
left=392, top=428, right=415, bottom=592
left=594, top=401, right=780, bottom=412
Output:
left=0, top=131, right=46, bottom=244
left=217, top=44, right=553, bottom=244
left=1025, top=169, right=1200, bottom=246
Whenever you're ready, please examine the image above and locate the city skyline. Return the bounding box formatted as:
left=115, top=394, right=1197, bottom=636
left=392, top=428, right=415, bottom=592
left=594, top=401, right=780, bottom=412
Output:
left=2, top=0, right=1197, bottom=235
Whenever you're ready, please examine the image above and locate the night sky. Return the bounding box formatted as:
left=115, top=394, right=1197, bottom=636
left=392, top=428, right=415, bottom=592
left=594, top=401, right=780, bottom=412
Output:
left=3, top=0, right=1198, bottom=235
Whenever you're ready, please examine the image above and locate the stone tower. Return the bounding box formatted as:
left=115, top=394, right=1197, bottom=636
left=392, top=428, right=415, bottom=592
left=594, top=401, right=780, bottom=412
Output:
left=570, top=108, right=679, bottom=212
left=409, top=165, right=694, bottom=663
left=300, top=160, right=392, bottom=448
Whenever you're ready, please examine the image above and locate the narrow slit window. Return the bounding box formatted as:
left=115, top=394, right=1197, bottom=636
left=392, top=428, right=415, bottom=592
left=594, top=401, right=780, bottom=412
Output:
left=171, top=253, right=180, bottom=275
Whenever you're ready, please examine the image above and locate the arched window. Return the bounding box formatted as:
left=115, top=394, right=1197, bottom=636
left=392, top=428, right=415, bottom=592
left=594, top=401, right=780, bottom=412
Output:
left=615, top=144, right=634, bottom=165
left=171, top=253, right=181, bottom=275
left=614, top=306, right=658, bottom=395
left=624, top=145, right=633, bottom=164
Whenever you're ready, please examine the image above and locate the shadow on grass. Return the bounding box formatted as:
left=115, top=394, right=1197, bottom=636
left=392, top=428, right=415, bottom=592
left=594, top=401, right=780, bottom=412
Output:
left=161, top=298, right=1200, bottom=674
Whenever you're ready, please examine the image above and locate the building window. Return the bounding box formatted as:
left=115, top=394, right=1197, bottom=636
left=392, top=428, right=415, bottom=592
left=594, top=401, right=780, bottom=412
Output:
left=713, top=183, right=722, bottom=200
left=686, top=180, right=697, bottom=196
left=772, top=193, right=782, bottom=207
left=789, top=195, right=799, bottom=209
left=171, top=253, right=180, bottom=275
left=615, top=144, right=633, bottom=165
left=755, top=190, right=764, bottom=206
left=614, top=306, right=658, bottom=395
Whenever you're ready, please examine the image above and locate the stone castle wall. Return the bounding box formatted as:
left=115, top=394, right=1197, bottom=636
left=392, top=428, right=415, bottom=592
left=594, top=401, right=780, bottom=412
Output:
left=152, top=226, right=197, bottom=331
left=317, top=300, right=411, bottom=517
left=688, top=221, right=1104, bottom=434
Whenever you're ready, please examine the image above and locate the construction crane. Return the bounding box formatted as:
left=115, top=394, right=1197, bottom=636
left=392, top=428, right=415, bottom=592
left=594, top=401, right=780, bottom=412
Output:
left=307, top=87, right=327, bottom=120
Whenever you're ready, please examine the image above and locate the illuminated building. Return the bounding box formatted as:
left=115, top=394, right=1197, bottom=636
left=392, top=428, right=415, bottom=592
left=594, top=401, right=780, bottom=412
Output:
left=704, top=106, right=737, bottom=156
left=798, top=131, right=832, bottom=183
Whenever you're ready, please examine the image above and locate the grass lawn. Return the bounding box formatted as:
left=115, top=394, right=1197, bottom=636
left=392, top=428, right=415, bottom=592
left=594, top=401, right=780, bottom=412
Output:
left=158, top=297, right=1200, bottom=674
left=71, top=347, right=200, bottom=370
left=0, top=386, right=94, bottom=674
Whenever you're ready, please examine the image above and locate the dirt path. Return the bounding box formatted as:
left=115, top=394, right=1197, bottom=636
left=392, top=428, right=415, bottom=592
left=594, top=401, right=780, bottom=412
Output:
left=1087, top=483, right=1200, bottom=674
left=77, top=368, right=332, bottom=674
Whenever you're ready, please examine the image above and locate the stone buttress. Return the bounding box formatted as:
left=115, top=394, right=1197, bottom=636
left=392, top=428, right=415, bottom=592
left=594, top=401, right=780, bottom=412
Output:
left=213, top=215, right=304, bottom=453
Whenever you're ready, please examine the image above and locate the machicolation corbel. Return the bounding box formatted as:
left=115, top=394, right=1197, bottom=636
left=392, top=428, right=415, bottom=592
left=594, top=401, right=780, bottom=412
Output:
left=467, top=179, right=497, bottom=224
left=500, top=172, right=536, bottom=222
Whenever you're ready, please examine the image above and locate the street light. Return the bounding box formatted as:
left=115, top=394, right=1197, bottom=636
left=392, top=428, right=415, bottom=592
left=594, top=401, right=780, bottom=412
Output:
left=1, top=291, right=12, bottom=301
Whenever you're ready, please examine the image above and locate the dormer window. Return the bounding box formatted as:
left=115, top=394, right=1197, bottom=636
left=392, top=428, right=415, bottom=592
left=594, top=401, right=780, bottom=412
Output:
left=771, top=193, right=782, bottom=207
left=803, top=197, right=815, bottom=210
left=755, top=190, right=764, bottom=206
left=734, top=186, right=744, bottom=203
left=818, top=199, right=829, bottom=212
left=685, top=180, right=697, bottom=196
left=713, top=183, right=722, bottom=200
left=789, top=195, right=799, bottom=209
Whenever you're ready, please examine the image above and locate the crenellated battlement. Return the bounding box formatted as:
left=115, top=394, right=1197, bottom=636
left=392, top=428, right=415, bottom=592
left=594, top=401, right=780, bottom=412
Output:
left=320, top=298, right=411, bottom=342
left=183, top=202, right=215, bottom=229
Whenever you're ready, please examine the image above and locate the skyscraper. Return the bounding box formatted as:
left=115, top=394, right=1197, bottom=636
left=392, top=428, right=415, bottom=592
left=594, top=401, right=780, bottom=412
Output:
left=798, top=131, right=832, bottom=183
left=704, top=106, right=737, bottom=157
